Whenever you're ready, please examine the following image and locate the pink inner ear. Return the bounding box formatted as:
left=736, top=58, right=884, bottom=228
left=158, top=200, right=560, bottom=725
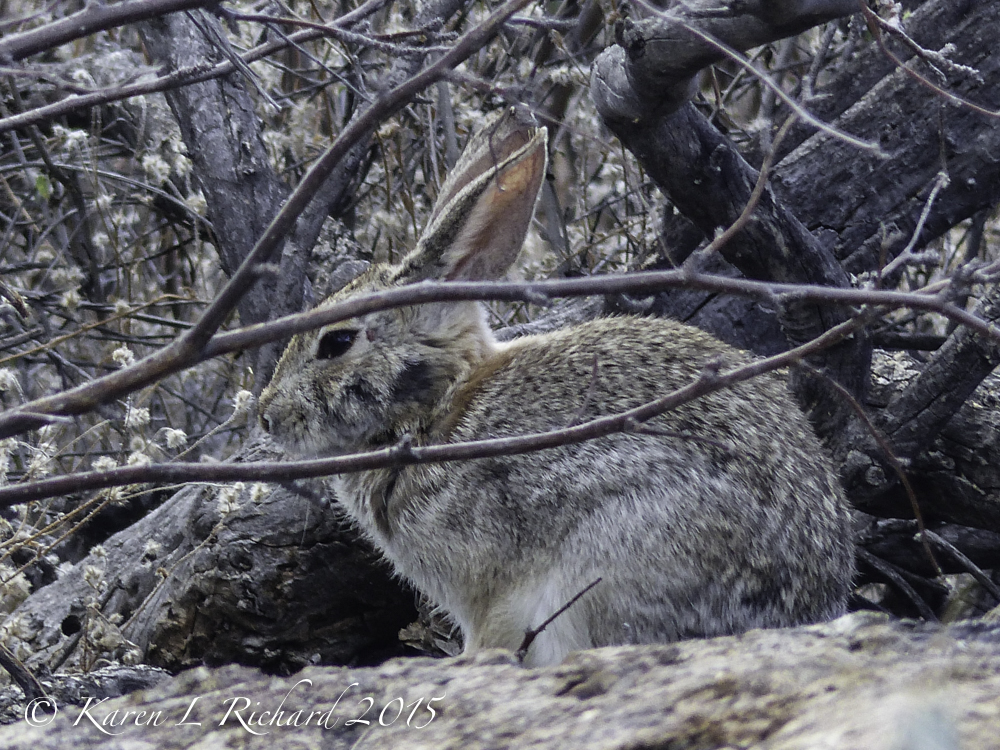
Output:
left=444, top=143, right=546, bottom=282
left=432, top=127, right=535, bottom=225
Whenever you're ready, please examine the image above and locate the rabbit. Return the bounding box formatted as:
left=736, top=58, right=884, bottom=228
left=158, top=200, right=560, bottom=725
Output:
left=258, top=108, right=855, bottom=667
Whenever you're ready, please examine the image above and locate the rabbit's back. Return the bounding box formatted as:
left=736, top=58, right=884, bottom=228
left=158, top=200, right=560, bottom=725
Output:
left=363, top=316, right=853, bottom=663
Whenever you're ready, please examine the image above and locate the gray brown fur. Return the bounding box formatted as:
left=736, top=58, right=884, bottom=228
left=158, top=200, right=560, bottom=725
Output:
left=259, top=109, right=854, bottom=667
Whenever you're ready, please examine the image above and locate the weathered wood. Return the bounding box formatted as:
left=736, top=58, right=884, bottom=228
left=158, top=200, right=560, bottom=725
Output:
left=592, top=0, right=1000, bottom=523
left=7, top=436, right=416, bottom=676
left=773, top=0, right=1000, bottom=273
left=855, top=352, right=1000, bottom=529
left=591, top=0, right=858, bottom=119
left=881, top=285, right=1000, bottom=458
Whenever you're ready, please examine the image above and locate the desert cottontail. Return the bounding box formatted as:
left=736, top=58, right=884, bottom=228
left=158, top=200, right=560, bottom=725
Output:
left=259, top=109, right=854, bottom=667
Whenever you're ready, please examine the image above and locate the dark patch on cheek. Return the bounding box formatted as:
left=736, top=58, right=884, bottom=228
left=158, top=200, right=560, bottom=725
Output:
left=346, top=377, right=379, bottom=404
left=392, top=359, right=437, bottom=406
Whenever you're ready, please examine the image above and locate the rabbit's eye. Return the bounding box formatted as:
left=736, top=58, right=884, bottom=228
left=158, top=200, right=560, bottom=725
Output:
left=316, top=329, right=357, bottom=360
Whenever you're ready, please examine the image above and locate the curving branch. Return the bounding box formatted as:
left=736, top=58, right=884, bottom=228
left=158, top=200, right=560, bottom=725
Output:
left=590, top=0, right=858, bottom=121
left=0, top=267, right=995, bottom=442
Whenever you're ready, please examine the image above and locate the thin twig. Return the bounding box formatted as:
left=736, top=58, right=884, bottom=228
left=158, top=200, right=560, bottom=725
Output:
left=566, top=354, right=600, bottom=427
left=660, top=11, right=883, bottom=154
left=225, top=11, right=453, bottom=56
left=860, top=3, right=1000, bottom=120
left=0, top=0, right=216, bottom=61
left=516, top=578, right=602, bottom=663
left=186, top=9, right=281, bottom=110
left=682, top=114, right=797, bottom=270
left=798, top=358, right=942, bottom=577
left=878, top=170, right=951, bottom=282
left=201, top=272, right=1000, bottom=360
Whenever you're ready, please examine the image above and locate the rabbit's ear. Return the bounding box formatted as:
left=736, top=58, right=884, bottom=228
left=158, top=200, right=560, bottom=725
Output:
left=400, top=109, right=547, bottom=283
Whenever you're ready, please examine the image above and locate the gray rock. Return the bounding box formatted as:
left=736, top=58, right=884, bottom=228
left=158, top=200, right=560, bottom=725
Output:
left=0, top=612, right=993, bottom=749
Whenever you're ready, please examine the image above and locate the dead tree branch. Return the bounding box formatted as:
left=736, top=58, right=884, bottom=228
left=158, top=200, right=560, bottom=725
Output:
left=0, top=0, right=218, bottom=62
left=590, top=0, right=858, bottom=119
left=880, top=284, right=1000, bottom=458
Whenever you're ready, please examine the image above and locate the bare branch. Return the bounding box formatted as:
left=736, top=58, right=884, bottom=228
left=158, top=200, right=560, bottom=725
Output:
left=1, top=265, right=999, bottom=442
left=880, top=283, right=1000, bottom=458
left=0, top=312, right=872, bottom=507
left=584, top=97, right=868, bottom=411
left=921, top=529, right=1000, bottom=603
left=878, top=170, right=951, bottom=282
left=223, top=10, right=454, bottom=56
left=668, top=14, right=882, bottom=154
left=860, top=3, right=1000, bottom=120
left=0, top=0, right=218, bottom=62
left=208, top=274, right=1000, bottom=358
left=800, top=358, right=941, bottom=576
left=516, top=578, right=603, bottom=663
left=856, top=547, right=937, bottom=622
left=0, top=643, right=48, bottom=703
left=773, top=1, right=1000, bottom=278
